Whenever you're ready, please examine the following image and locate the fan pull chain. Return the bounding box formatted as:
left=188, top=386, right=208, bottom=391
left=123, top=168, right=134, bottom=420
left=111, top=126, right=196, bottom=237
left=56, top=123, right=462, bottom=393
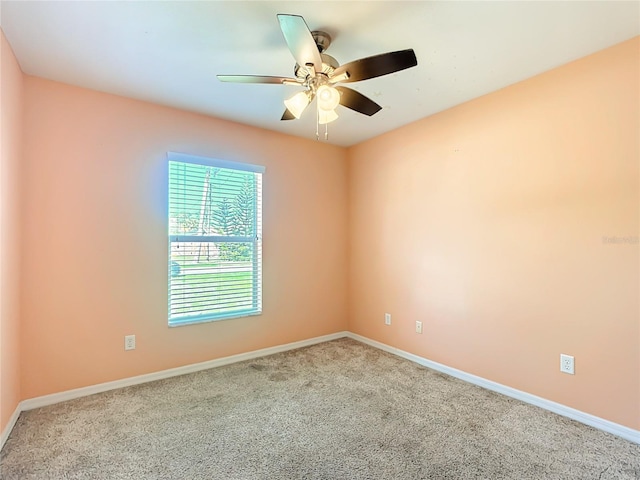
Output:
left=315, top=104, right=329, bottom=141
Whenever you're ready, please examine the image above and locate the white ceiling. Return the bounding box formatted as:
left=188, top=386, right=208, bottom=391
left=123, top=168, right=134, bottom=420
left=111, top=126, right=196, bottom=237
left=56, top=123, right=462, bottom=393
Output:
left=1, top=1, right=638, bottom=147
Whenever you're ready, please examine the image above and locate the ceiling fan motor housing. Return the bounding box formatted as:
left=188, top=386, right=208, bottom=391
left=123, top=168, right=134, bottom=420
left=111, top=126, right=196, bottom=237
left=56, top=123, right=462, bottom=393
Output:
left=295, top=53, right=339, bottom=80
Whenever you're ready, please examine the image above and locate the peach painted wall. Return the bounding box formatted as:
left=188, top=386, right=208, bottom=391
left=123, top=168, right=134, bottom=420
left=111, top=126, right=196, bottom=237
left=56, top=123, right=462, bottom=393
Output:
left=347, top=38, right=639, bottom=429
left=20, top=77, right=348, bottom=399
left=0, top=30, right=23, bottom=432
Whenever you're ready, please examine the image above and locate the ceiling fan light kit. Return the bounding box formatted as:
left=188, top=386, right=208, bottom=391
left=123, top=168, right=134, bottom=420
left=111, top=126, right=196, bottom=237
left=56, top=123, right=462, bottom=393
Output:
left=217, top=14, right=418, bottom=140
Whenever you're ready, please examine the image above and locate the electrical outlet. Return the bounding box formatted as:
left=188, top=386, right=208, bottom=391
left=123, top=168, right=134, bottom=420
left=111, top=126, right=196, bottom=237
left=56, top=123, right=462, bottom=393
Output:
left=124, top=335, right=136, bottom=351
left=560, top=354, right=574, bottom=374
left=415, top=321, right=423, bottom=334
left=385, top=313, right=391, bottom=326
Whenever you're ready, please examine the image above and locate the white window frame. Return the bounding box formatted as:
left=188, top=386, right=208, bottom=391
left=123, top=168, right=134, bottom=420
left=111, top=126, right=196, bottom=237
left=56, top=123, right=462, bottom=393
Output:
left=167, top=152, right=265, bottom=327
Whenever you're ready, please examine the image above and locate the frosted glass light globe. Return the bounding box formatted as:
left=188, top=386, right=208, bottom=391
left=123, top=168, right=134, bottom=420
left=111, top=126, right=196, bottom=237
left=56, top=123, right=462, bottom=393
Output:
left=284, top=91, right=310, bottom=119
left=316, top=85, right=340, bottom=112
left=318, top=109, right=338, bottom=125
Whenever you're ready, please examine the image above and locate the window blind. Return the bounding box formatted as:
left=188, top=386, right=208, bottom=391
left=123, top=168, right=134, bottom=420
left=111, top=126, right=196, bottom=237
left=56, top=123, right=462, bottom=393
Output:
left=167, top=152, right=264, bottom=326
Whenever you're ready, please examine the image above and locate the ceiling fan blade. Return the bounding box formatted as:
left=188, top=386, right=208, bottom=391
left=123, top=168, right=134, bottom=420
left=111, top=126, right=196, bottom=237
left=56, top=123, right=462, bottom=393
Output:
left=277, top=14, right=323, bottom=72
left=281, top=109, right=296, bottom=121
left=335, top=87, right=382, bottom=116
left=331, top=49, right=417, bottom=83
left=217, top=75, right=301, bottom=85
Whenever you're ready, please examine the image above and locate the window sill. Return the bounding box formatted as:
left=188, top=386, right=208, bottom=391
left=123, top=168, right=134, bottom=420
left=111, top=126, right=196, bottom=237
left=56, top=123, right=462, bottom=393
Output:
left=168, top=311, right=262, bottom=328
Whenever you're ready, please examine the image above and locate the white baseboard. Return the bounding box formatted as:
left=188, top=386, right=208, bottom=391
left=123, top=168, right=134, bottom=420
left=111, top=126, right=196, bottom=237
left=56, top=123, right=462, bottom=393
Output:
left=2, top=329, right=638, bottom=451
left=21, top=331, right=349, bottom=412
left=346, top=332, right=640, bottom=445
left=0, top=331, right=348, bottom=451
left=0, top=401, right=22, bottom=451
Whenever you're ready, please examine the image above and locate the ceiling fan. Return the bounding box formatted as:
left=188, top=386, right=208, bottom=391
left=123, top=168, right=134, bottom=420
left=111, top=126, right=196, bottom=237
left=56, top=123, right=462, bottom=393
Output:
left=217, top=14, right=418, bottom=134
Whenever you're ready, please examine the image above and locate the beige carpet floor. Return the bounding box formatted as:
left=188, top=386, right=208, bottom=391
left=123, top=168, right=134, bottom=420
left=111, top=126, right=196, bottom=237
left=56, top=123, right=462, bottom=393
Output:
left=1, top=338, right=639, bottom=479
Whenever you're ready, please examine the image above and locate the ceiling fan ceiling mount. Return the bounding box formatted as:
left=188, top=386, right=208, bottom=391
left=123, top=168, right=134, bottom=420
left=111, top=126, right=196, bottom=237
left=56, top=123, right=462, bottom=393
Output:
left=311, top=30, right=332, bottom=53
left=217, top=14, right=418, bottom=126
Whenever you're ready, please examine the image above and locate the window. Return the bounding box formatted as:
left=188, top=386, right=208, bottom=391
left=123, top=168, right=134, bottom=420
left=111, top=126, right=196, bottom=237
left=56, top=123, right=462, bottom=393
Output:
left=167, top=152, right=264, bottom=326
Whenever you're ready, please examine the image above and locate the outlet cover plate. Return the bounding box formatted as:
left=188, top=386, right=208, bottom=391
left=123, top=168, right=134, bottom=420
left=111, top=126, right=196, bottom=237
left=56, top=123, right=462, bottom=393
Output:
left=560, top=354, right=574, bottom=374
left=124, top=335, right=136, bottom=351
left=416, top=321, right=423, bottom=334
left=384, top=313, right=391, bottom=325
